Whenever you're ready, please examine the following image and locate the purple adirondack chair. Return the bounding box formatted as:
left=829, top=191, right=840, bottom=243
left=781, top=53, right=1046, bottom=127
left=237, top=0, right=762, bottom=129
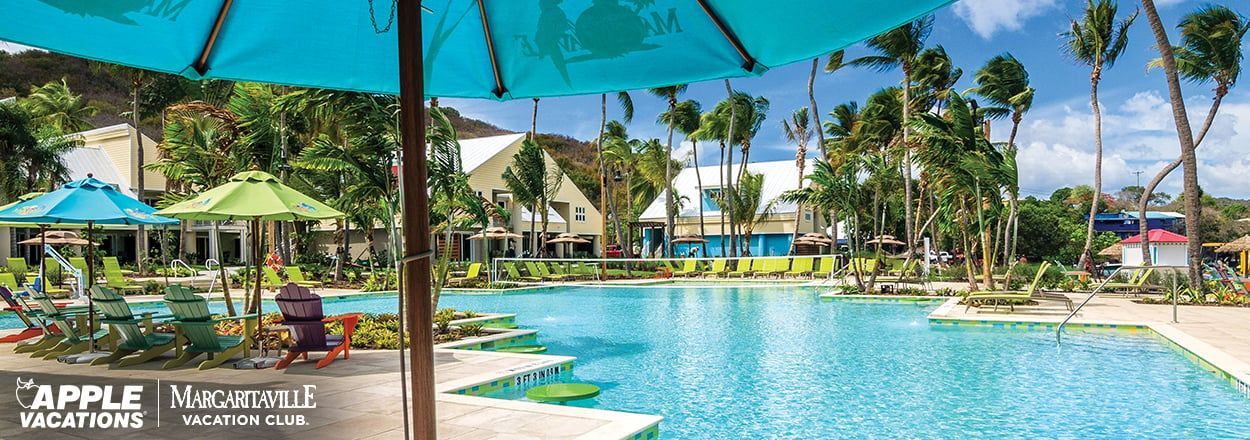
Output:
left=274, top=284, right=360, bottom=369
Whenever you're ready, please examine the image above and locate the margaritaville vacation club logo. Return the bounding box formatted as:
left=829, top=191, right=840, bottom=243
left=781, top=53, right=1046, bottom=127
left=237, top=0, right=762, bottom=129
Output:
left=11, top=377, right=318, bottom=431
left=14, top=377, right=146, bottom=429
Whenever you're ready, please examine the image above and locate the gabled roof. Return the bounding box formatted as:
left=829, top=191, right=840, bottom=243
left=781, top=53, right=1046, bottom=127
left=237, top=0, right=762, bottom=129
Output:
left=459, top=133, right=527, bottom=174
left=61, top=146, right=134, bottom=196
left=1121, top=229, right=1188, bottom=244
left=639, top=159, right=811, bottom=220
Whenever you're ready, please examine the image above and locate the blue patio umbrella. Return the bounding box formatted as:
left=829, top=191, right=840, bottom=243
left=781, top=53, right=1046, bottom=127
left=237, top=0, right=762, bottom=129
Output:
left=0, top=174, right=177, bottom=355
left=0, top=1, right=956, bottom=436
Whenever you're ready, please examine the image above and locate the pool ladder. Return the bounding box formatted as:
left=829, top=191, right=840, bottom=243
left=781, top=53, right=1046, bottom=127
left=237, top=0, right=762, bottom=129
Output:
left=1056, top=264, right=1186, bottom=346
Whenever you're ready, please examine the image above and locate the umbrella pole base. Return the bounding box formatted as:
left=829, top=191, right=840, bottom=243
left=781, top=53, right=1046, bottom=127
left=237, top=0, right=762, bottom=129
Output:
left=233, top=356, right=281, bottom=369
left=57, top=351, right=114, bottom=365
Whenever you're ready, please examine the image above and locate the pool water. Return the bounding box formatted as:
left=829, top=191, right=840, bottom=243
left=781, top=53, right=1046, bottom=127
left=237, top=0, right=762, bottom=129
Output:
left=3, top=287, right=1248, bottom=438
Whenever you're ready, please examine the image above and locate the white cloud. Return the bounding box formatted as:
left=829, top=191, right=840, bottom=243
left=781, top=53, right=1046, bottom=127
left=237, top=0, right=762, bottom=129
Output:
left=952, top=0, right=1058, bottom=39
left=1008, top=88, right=1250, bottom=198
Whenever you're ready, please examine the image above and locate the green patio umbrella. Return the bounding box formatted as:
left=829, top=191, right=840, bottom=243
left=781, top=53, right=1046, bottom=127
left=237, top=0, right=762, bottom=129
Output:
left=156, top=171, right=344, bottom=320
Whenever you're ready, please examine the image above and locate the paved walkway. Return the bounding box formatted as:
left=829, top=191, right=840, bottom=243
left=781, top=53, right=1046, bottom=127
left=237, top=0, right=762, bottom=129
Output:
left=0, top=345, right=659, bottom=439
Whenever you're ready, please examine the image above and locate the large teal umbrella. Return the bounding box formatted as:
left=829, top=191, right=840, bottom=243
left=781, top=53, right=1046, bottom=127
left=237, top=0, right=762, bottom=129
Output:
left=0, top=175, right=177, bottom=355
left=0, top=2, right=956, bottom=436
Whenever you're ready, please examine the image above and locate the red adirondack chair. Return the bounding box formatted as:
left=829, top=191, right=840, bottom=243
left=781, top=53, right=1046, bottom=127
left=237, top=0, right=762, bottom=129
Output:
left=0, top=286, right=56, bottom=343
left=273, top=284, right=360, bottom=369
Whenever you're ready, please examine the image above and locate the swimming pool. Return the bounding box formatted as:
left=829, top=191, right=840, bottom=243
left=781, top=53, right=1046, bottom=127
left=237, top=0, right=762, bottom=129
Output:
left=4, top=287, right=1248, bottom=438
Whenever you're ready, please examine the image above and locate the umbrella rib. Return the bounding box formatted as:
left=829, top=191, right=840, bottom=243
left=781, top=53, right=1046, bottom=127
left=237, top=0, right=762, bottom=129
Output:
left=193, top=0, right=236, bottom=75
left=476, top=0, right=506, bottom=98
left=694, top=0, right=757, bottom=72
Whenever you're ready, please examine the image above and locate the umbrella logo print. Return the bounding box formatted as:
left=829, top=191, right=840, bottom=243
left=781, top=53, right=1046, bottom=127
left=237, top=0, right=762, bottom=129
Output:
left=292, top=202, right=317, bottom=214
left=16, top=205, right=41, bottom=216
left=189, top=198, right=212, bottom=208
left=124, top=208, right=152, bottom=220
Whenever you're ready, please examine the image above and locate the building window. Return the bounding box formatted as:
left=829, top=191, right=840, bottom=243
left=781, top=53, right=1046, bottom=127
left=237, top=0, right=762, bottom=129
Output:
left=702, top=188, right=723, bottom=211
left=497, top=200, right=508, bottom=210
left=804, top=209, right=813, bottom=221
left=574, top=206, right=586, bottom=222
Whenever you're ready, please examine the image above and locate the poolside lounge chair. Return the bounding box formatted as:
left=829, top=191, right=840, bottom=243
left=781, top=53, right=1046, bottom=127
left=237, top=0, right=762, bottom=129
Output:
left=754, top=258, right=788, bottom=278
left=529, top=262, right=568, bottom=281
left=1102, top=268, right=1158, bottom=295
left=262, top=267, right=286, bottom=290
left=102, top=256, right=134, bottom=276
left=68, top=257, right=90, bottom=281
left=104, top=269, right=144, bottom=294
left=24, top=283, right=108, bottom=359
left=0, top=286, right=51, bottom=344
left=811, top=257, right=836, bottom=278
left=551, top=262, right=591, bottom=281
left=785, top=257, right=815, bottom=278
left=848, top=258, right=879, bottom=277
left=286, top=266, right=324, bottom=289
left=274, top=284, right=360, bottom=369
left=965, top=262, right=1072, bottom=312
left=87, top=286, right=179, bottom=367
left=672, top=259, right=699, bottom=277
left=0, top=272, right=20, bottom=292
left=6, top=258, right=29, bottom=279
left=503, top=262, right=540, bottom=282
left=701, top=260, right=729, bottom=278
left=448, top=263, right=483, bottom=287
left=162, top=285, right=257, bottom=370
left=727, top=258, right=754, bottom=278
left=876, top=259, right=921, bottom=284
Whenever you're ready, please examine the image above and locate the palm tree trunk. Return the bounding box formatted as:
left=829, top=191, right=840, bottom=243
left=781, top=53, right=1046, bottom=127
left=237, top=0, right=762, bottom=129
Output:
left=132, top=75, right=148, bottom=275
left=719, top=141, right=727, bottom=257
left=692, top=140, right=707, bottom=256
left=529, top=204, right=537, bottom=256
left=723, top=80, right=738, bottom=257
left=1137, top=89, right=1224, bottom=263
left=901, top=64, right=915, bottom=260
left=333, top=219, right=345, bottom=283
left=596, top=94, right=615, bottom=258
left=530, top=98, right=539, bottom=140
left=788, top=148, right=805, bottom=256
left=1141, top=0, right=1202, bottom=289
left=809, top=58, right=827, bottom=159
left=1079, top=68, right=1104, bottom=270
left=1006, top=116, right=1022, bottom=262
left=663, top=98, right=676, bottom=258
left=959, top=199, right=980, bottom=291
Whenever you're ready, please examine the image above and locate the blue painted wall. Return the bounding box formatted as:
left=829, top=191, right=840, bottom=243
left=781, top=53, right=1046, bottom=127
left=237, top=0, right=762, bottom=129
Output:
left=643, top=231, right=795, bottom=257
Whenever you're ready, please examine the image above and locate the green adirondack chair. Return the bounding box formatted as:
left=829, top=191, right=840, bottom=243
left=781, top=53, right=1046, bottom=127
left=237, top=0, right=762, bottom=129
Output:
left=87, top=286, right=179, bottom=367
left=286, top=266, right=323, bottom=289
left=22, top=284, right=108, bottom=359
left=163, top=285, right=258, bottom=370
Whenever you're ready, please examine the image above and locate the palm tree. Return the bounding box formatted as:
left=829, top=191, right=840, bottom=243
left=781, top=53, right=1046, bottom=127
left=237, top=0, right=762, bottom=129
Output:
left=502, top=139, right=562, bottom=257
left=812, top=50, right=845, bottom=159
left=971, top=53, right=1034, bottom=263
left=849, top=15, right=933, bottom=258
left=1064, top=0, right=1137, bottom=269
left=597, top=92, right=633, bottom=256
left=822, top=101, right=862, bottom=247
left=1137, top=5, right=1247, bottom=267
left=664, top=100, right=705, bottom=255
left=1140, top=0, right=1203, bottom=290
left=718, top=170, right=773, bottom=256
left=20, top=78, right=98, bottom=134
left=648, top=85, right=688, bottom=256
left=92, top=63, right=154, bottom=274
left=424, top=107, right=472, bottom=309
left=693, top=110, right=730, bottom=256
left=781, top=107, right=814, bottom=255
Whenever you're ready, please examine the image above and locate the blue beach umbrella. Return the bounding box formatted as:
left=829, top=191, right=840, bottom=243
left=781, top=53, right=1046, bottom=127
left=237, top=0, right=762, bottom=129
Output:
left=0, top=175, right=177, bottom=354
left=0, top=1, right=956, bottom=436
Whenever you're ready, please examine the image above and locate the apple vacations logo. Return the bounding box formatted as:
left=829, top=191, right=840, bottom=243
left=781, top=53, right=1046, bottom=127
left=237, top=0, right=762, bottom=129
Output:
left=14, top=377, right=146, bottom=429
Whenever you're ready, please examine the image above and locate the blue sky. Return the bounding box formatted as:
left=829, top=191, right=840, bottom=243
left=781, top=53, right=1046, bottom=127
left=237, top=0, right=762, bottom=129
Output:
left=438, top=0, right=1250, bottom=200
left=1, top=0, right=1245, bottom=198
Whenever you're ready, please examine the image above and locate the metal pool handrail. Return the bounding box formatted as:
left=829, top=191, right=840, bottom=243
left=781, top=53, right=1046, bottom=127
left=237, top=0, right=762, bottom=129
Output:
left=1056, top=264, right=1187, bottom=345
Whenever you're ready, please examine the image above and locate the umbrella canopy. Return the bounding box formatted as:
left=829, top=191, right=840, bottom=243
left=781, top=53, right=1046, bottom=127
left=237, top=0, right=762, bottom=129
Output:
left=866, top=235, right=905, bottom=246
left=467, top=227, right=522, bottom=240
left=18, top=231, right=97, bottom=246
left=794, top=232, right=833, bottom=246
left=548, top=234, right=592, bottom=245
left=1216, top=235, right=1250, bottom=253
left=0, top=176, right=177, bottom=226
left=1, top=1, right=953, bottom=99
left=156, top=171, right=344, bottom=221
left=671, top=235, right=708, bottom=244
left=1098, top=243, right=1123, bottom=258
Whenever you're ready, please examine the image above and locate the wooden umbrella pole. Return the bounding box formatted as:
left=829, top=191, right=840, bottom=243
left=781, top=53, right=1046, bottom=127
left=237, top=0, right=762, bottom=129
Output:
left=398, top=1, right=436, bottom=438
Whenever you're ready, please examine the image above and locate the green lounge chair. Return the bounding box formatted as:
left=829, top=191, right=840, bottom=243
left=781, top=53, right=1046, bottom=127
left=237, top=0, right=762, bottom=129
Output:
left=262, top=267, right=286, bottom=290
left=448, top=263, right=483, bottom=286
left=6, top=258, right=29, bottom=279
left=530, top=262, right=568, bottom=281
left=811, top=257, right=836, bottom=278
left=68, top=257, right=90, bottom=279
left=753, top=258, right=785, bottom=278
left=849, top=258, right=879, bottom=276
left=102, top=256, right=134, bottom=276
left=550, top=262, right=588, bottom=280
left=672, top=259, right=699, bottom=277
left=104, top=269, right=144, bottom=294
left=503, top=262, right=540, bottom=282
left=24, top=284, right=108, bottom=359
left=727, top=258, right=754, bottom=278
left=1102, top=268, right=1157, bottom=294
left=162, top=285, right=257, bottom=370
left=0, top=272, right=20, bottom=291
left=785, top=257, right=815, bottom=278
left=876, top=259, right=921, bottom=284
left=87, top=286, right=178, bottom=367
left=965, top=262, right=1072, bottom=312
left=286, top=266, right=324, bottom=289
left=701, top=259, right=728, bottom=278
